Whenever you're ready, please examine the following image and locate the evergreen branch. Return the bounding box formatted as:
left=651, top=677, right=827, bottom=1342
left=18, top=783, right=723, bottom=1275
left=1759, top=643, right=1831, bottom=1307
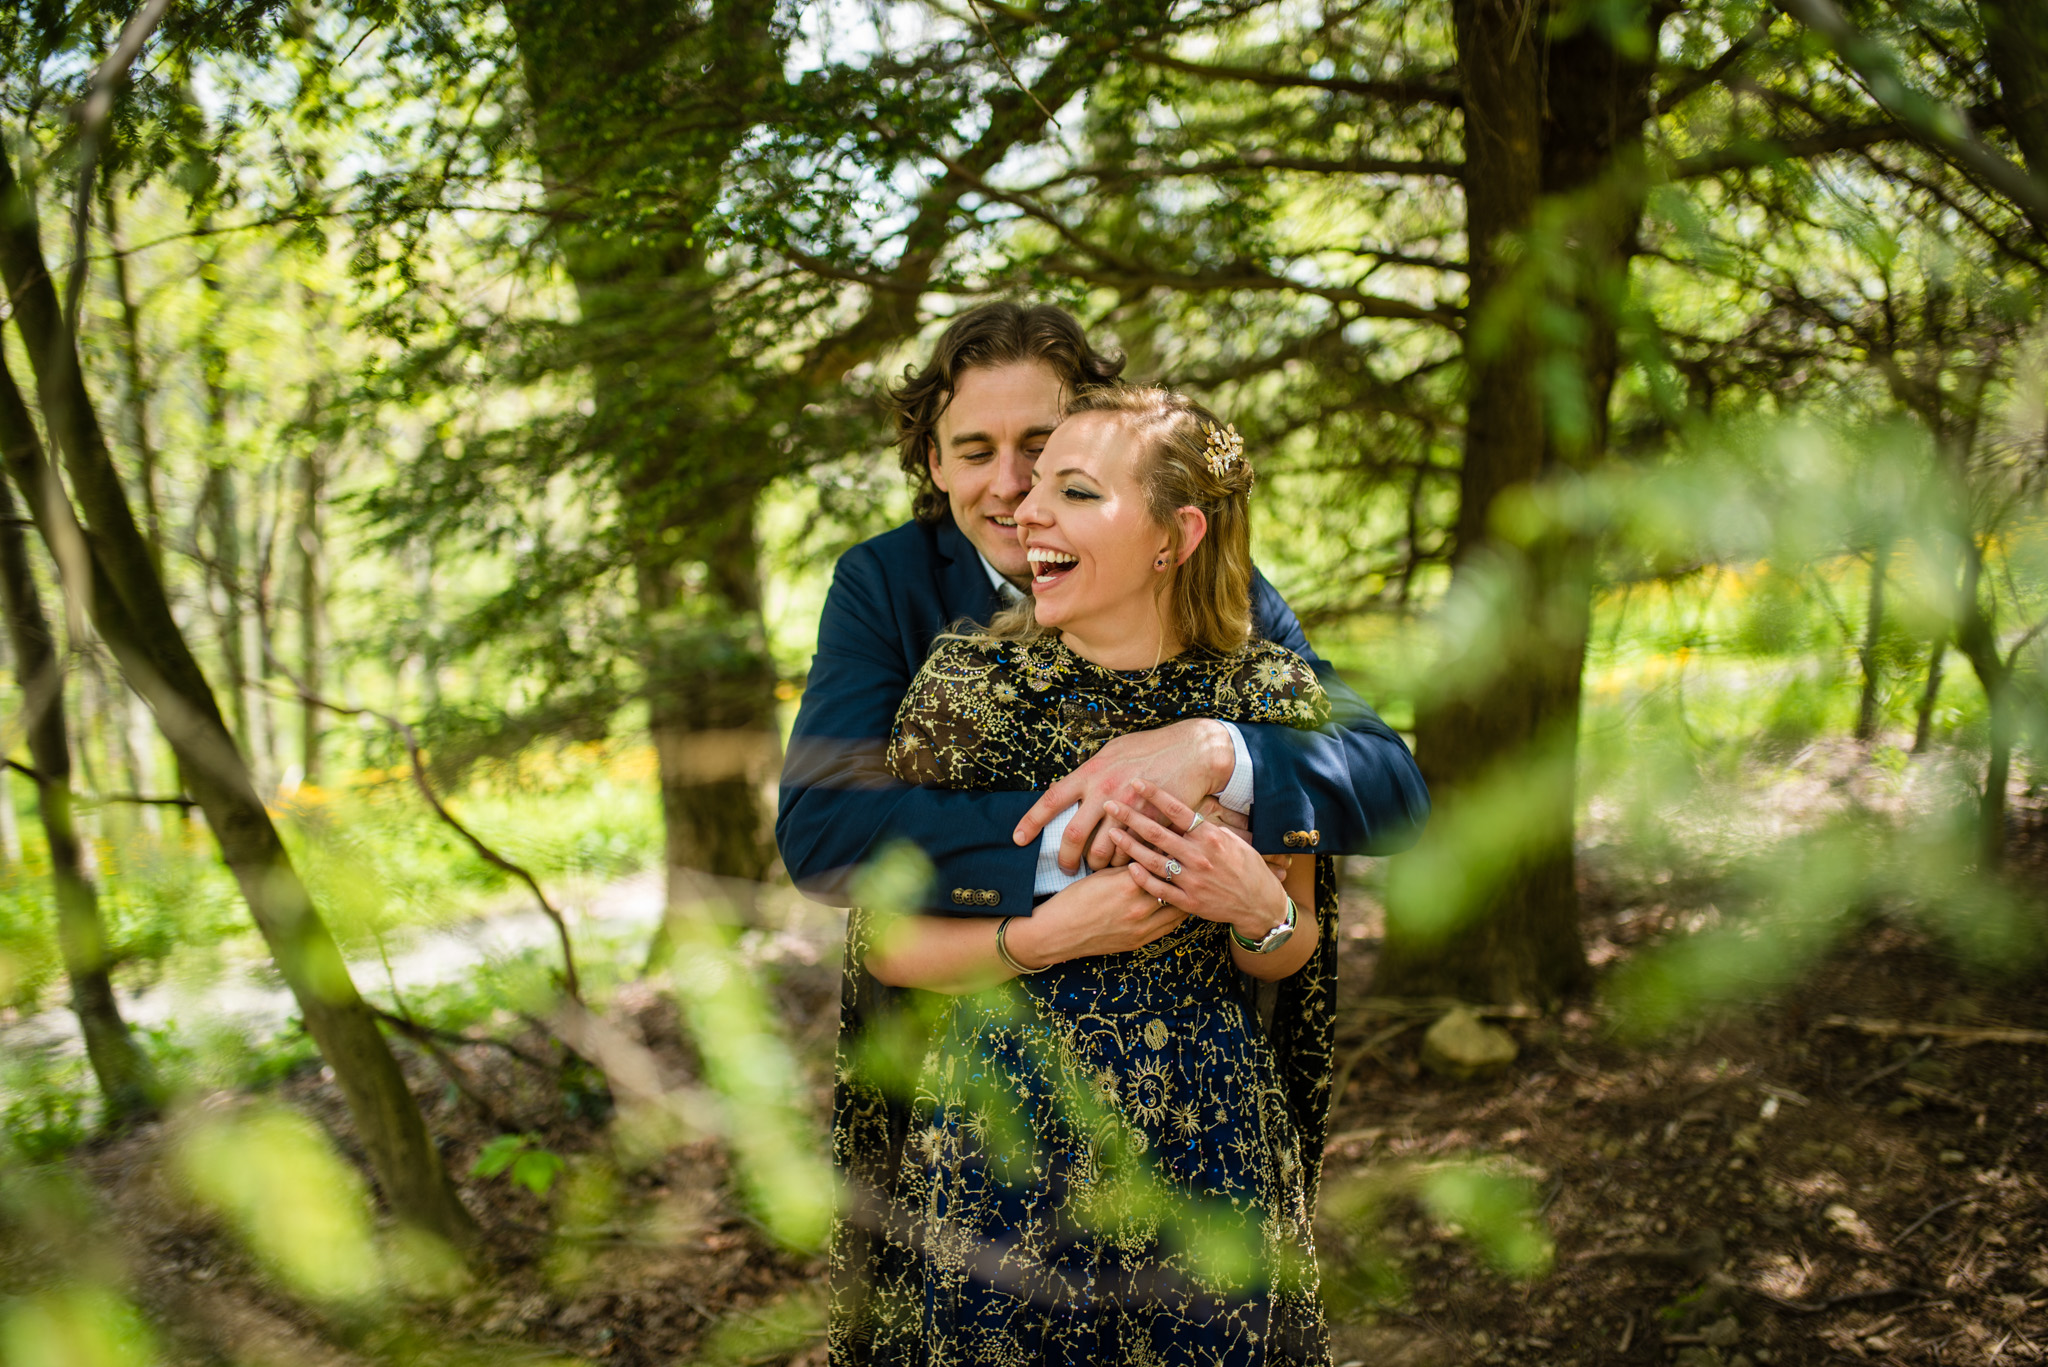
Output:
left=1671, top=118, right=1917, bottom=177
left=1670, top=101, right=2002, bottom=178
left=920, top=148, right=1464, bottom=326
left=1016, top=151, right=1462, bottom=192
left=1657, top=12, right=1779, bottom=111
left=1130, top=48, right=1461, bottom=107
left=966, top=0, right=1060, bottom=127
left=796, top=31, right=1118, bottom=384
left=1045, top=254, right=1462, bottom=328
left=1772, top=0, right=2048, bottom=229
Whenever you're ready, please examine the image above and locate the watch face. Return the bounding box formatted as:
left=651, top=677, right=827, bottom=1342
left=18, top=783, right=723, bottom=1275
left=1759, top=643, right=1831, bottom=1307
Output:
left=1256, top=924, right=1294, bottom=954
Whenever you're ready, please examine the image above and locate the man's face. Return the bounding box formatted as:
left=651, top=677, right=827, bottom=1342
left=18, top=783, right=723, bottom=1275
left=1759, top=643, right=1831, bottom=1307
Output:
left=929, top=361, right=1065, bottom=586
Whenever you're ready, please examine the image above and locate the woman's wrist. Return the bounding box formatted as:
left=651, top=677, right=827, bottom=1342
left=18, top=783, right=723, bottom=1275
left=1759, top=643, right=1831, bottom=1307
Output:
left=1230, top=881, right=1290, bottom=938
left=1002, top=914, right=1057, bottom=971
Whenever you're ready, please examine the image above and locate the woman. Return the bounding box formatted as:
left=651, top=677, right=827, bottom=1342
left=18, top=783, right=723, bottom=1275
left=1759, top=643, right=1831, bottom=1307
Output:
left=829, top=387, right=1337, bottom=1367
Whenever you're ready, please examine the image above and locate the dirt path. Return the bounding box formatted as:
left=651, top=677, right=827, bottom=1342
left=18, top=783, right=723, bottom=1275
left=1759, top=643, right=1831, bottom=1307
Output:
left=0, top=871, right=668, bottom=1071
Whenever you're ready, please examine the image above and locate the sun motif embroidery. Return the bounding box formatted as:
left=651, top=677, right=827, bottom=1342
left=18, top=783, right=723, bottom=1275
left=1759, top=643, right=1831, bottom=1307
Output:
left=1253, top=658, right=1293, bottom=690
left=1127, top=1056, right=1171, bottom=1125
left=1171, top=1103, right=1204, bottom=1140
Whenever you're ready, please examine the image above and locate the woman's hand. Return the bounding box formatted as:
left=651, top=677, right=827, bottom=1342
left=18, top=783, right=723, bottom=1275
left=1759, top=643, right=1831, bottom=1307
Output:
left=1104, top=781, right=1288, bottom=943
left=865, top=869, right=1183, bottom=992
left=1001, top=868, right=1187, bottom=969
left=1106, top=780, right=1319, bottom=982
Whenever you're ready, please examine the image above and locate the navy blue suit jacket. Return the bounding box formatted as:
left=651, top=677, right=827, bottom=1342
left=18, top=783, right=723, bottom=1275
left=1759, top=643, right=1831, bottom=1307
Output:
left=775, top=514, right=1429, bottom=913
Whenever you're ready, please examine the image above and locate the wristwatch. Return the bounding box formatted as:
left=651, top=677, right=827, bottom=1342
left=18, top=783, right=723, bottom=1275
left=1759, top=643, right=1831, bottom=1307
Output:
left=1230, top=895, right=1297, bottom=954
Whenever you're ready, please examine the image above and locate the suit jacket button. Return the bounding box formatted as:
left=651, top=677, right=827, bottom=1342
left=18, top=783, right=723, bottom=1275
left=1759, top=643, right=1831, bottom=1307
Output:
left=982, top=890, right=1000, bottom=906
left=951, top=888, right=969, bottom=905
left=1307, top=830, right=1321, bottom=847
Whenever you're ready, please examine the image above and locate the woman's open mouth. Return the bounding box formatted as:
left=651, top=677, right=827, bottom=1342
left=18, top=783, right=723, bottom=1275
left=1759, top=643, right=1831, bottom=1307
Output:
left=1026, top=546, right=1078, bottom=589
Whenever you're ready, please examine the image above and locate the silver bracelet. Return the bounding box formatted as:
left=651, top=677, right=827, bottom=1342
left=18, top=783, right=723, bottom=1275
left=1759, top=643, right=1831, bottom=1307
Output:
left=995, top=916, right=1047, bottom=975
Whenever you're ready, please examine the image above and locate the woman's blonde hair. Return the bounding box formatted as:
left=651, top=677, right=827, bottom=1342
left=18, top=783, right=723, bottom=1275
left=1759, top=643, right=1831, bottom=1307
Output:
left=986, top=386, right=1256, bottom=656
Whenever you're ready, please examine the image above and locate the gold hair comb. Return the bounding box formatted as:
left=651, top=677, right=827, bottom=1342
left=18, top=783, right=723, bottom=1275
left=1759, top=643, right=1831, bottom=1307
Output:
left=1202, top=422, right=1244, bottom=479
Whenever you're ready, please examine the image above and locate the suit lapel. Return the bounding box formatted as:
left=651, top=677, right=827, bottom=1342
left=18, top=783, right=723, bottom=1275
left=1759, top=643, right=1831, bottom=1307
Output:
left=935, top=514, right=1005, bottom=629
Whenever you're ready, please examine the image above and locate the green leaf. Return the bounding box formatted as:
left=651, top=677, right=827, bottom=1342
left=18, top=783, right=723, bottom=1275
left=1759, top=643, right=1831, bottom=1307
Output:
left=510, top=1149, right=566, bottom=1197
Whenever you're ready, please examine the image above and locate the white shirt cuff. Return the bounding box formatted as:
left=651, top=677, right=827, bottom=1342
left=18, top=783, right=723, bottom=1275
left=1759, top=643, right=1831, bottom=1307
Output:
left=1214, top=721, right=1254, bottom=814
left=1034, top=804, right=1089, bottom=896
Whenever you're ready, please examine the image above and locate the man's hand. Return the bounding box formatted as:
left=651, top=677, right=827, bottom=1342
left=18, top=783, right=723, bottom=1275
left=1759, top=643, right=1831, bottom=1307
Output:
left=1012, top=719, right=1236, bottom=873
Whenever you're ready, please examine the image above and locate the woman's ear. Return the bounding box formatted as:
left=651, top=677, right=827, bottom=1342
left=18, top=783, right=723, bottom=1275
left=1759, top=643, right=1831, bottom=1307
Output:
left=1172, top=506, right=1209, bottom=566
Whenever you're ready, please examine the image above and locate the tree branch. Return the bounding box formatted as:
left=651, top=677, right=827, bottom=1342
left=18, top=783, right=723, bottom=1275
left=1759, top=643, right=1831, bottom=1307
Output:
left=1773, top=0, right=2048, bottom=230
left=62, top=0, right=174, bottom=345
left=265, top=677, right=582, bottom=1003
left=1131, top=48, right=1461, bottom=108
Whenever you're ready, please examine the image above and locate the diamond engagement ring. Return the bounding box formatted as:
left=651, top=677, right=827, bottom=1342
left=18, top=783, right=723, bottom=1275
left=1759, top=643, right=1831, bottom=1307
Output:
left=1162, top=858, right=1184, bottom=879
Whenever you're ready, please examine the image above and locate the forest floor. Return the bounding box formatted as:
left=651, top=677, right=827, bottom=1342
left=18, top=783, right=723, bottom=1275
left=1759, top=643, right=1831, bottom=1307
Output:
left=13, top=806, right=2048, bottom=1366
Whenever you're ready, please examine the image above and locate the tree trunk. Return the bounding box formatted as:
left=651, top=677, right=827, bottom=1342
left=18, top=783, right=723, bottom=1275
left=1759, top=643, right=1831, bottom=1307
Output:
left=100, top=185, right=164, bottom=579
left=506, top=0, right=784, bottom=921
left=1913, top=634, right=1945, bottom=752
left=1981, top=0, right=2048, bottom=182
left=0, top=147, right=476, bottom=1248
left=1855, top=538, right=1891, bottom=741
left=1378, top=1, right=1658, bottom=1004
left=200, top=464, right=252, bottom=761
left=0, top=392, right=156, bottom=1122
left=0, top=757, right=19, bottom=864
left=639, top=498, right=782, bottom=905
left=296, top=436, right=325, bottom=785
left=1951, top=540, right=2013, bottom=868
left=249, top=463, right=281, bottom=788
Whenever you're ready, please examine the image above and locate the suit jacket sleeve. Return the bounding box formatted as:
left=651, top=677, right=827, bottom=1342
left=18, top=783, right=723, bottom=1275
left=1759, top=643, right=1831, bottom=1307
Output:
left=1241, top=568, right=1430, bottom=855
left=775, top=543, right=1038, bottom=913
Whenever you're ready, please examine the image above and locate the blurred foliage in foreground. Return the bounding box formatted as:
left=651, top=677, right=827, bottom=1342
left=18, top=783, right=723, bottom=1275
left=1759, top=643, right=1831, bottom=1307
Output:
left=0, top=0, right=2044, bottom=1361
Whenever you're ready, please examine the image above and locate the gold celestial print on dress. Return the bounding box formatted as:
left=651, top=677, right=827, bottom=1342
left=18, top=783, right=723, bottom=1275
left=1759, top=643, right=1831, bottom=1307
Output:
left=828, top=634, right=1344, bottom=1367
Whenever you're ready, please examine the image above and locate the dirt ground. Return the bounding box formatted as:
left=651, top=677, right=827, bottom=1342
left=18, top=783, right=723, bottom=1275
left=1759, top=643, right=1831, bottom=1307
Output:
left=10, top=832, right=2048, bottom=1367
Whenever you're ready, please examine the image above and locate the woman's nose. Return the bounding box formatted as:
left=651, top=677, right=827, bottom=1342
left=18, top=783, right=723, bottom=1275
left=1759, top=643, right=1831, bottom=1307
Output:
left=1015, top=482, right=1051, bottom=528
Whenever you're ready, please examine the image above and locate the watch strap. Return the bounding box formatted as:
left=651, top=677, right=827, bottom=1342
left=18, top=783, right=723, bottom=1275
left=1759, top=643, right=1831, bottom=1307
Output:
left=1231, top=895, right=1297, bottom=953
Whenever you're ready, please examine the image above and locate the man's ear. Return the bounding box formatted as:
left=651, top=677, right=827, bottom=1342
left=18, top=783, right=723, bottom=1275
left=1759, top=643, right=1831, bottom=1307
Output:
left=1172, top=506, right=1209, bottom=565
left=927, top=440, right=950, bottom=493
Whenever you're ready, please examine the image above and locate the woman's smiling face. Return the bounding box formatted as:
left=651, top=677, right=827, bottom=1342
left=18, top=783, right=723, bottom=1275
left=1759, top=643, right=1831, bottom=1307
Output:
left=1015, top=412, right=1178, bottom=650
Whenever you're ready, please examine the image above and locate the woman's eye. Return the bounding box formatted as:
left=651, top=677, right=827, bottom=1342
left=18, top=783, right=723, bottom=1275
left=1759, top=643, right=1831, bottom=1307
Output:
left=1062, top=486, right=1099, bottom=502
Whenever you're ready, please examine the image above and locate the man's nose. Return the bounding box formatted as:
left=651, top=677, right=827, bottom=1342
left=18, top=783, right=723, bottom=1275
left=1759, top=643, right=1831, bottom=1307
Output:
left=991, top=445, right=1035, bottom=501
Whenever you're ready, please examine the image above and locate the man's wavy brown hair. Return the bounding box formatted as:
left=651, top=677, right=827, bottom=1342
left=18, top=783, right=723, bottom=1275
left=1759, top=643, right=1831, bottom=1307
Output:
left=889, top=302, right=1126, bottom=524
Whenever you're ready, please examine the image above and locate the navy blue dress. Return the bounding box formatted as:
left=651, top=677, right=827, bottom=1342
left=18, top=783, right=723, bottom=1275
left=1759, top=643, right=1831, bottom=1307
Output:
left=829, top=634, right=1337, bottom=1367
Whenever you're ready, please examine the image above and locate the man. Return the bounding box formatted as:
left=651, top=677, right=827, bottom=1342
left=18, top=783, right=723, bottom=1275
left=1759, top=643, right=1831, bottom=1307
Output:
left=776, top=301, right=1427, bottom=915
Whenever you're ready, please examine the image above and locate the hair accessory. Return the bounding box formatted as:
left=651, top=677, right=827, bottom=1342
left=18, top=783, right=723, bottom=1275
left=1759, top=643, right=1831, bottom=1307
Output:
left=1202, top=422, right=1245, bottom=479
